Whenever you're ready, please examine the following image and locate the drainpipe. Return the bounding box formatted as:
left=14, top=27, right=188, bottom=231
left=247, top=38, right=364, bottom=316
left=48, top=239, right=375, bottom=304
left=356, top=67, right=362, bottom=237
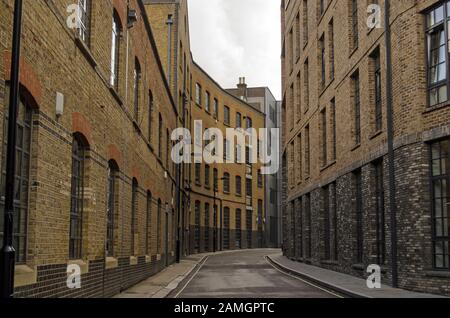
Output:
left=166, top=15, right=173, bottom=86
left=384, top=0, right=398, bottom=288
left=0, top=0, right=23, bottom=299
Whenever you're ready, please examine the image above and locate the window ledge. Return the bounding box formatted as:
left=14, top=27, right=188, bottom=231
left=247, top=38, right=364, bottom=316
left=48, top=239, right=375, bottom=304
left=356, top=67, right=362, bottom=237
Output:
left=74, top=36, right=97, bottom=69
left=321, top=260, right=339, bottom=266
left=130, top=256, right=138, bottom=266
left=369, top=130, right=383, bottom=140
left=320, top=160, right=336, bottom=172
left=351, top=143, right=361, bottom=152
left=425, top=270, right=450, bottom=278
left=352, top=263, right=365, bottom=271
left=423, top=100, right=450, bottom=114
left=14, top=265, right=37, bottom=288
left=68, top=259, right=89, bottom=274
left=105, top=257, right=118, bottom=270
left=109, top=86, right=123, bottom=106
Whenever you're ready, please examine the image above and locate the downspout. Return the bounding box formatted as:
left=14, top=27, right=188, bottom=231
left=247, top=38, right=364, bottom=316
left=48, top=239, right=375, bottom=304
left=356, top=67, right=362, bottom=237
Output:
left=384, top=0, right=398, bottom=288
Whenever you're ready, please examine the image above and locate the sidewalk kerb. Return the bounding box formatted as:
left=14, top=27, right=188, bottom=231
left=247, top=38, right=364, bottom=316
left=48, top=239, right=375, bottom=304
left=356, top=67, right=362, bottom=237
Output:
left=266, top=254, right=370, bottom=298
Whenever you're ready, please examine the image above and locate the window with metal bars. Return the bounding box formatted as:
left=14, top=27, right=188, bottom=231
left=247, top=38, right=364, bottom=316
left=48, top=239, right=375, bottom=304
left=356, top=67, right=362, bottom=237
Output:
left=374, top=161, right=386, bottom=265
left=354, top=169, right=363, bottom=263
left=372, top=48, right=382, bottom=131
left=236, top=209, right=242, bottom=249
left=205, top=203, right=210, bottom=250
left=146, top=192, right=152, bottom=255
left=106, top=161, right=118, bottom=257
left=246, top=210, right=253, bottom=248
left=131, top=178, right=138, bottom=255
left=323, top=186, right=331, bottom=260
left=430, top=139, right=450, bottom=269
left=195, top=201, right=200, bottom=250
left=0, top=93, right=32, bottom=263
left=69, top=134, right=87, bottom=260
left=352, top=71, right=361, bottom=145
left=350, top=0, right=359, bottom=51
left=224, top=207, right=230, bottom=249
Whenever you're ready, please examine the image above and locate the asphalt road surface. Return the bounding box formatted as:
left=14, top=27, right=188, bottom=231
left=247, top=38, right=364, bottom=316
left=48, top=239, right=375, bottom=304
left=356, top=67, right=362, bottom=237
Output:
left=172, top=249, right=340, bottom=298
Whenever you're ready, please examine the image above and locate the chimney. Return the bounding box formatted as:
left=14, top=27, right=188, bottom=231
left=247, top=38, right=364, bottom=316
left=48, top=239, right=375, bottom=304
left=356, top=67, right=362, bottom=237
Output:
left=237, top=77, right=248, bottom=101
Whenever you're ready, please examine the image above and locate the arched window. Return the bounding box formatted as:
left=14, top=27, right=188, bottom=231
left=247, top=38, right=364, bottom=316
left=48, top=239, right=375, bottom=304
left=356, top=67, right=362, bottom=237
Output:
left=236, top=209, right=242, bottom=249
left=131, top=178, right=138, bottom=255
left=235, top=176, right=242, bottom=196
left=110, top=10, right=122, bottom=89
left=157, top=199, right=162, bottom=253
left=204, top=203, right=210, bottom=250
left=223, top=173, right=230, bottom=193
left=194, top=201, right=201, bottom=251
left=223, top=207, right=230, bottom=250
left=70, top=133, right=88, bottom=259
left=158, top=114, right=163, bottom=158
left=146, top=191, right=152, bottom=255
left=133, top=58, right=141, bottom=120
left=106, top=160, right=119, bottom=257
left=0, top=90, right=32, bottom=263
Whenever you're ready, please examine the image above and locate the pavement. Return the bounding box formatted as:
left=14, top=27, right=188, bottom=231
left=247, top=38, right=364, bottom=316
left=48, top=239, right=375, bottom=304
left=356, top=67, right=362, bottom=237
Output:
left=267, top=253, right=447, bottom=298
left=115, top=249, right=447, bottom=298
left=115, top=253, right=208, bottom=298
left=170, top=249, right=339, bottom=298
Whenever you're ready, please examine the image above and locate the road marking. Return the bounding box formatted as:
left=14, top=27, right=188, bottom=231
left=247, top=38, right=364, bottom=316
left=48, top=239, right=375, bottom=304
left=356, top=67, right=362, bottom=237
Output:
left=265, top=256, right=344, bottom=298
left=174, top=255, right=210, bottom=298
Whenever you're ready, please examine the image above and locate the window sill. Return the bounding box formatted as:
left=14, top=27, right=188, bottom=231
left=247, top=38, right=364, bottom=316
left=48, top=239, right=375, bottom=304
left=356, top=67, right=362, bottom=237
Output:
left=321, top=260, right=339, bottom=266
left=68, top=259, right=89, bottom=274
left=130, top=256, right=138, bottom=266
left=109, top=86, right=123, bottom=106
left=351, top=143, right=361, bottom=152
left=352, top=263, right=365, bottom=271
left=425, top=270, right=450, bottom=278
left=423, top=100, right=450, bottom=114
left=369, top=130, right=383, bottom=140
left=105, top=257, right=118, bottom=269
left=320, top=160, right=336, bottom=172
left=14, top=265, right=37, bottom=288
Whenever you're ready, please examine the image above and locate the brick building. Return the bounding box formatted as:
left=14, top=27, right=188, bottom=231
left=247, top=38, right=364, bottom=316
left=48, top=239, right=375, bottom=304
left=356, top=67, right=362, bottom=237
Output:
left=146, top=0, right=267, bottom=254
left=0, top=0, right=268, bottom=297
left=281, top=0, right=450, bottom=296
left=227, top=80, right=282, bottom=248
left=0, top=0, right=178, bottom=297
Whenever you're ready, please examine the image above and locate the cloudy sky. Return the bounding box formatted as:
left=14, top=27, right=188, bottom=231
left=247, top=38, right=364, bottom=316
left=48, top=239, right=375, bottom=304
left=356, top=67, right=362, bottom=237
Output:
left=187, top=0, right=282, bottom=100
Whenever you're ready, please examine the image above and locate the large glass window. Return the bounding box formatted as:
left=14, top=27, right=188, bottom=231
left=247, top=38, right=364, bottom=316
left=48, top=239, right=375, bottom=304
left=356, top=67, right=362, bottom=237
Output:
left=0, top=93, right=32, bottom=263
left=70, top=134, right=87, bottom=259
left=431, top=139, right=450, bottom=269
left=426, top=3, right=449, bottom=106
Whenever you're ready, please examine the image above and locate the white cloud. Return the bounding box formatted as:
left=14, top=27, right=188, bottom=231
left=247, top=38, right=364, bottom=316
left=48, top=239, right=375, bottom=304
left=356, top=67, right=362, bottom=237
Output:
left=188, top=0, right=281, bottom=100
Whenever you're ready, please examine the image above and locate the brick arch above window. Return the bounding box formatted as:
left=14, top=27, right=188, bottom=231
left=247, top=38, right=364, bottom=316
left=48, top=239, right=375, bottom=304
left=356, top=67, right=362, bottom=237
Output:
left=3, top=51, right=42, bottom=105
left=131, top=165, right=141, bottom=184
left=112, top=0, right=126, bottom=29
left=107, top=144, right=123, bottom=168
left=72, top=112, right=93, bottom=146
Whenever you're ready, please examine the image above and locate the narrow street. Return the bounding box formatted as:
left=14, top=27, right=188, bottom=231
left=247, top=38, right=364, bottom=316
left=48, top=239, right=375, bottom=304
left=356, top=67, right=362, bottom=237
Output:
left=171, top=249, right=340, bottom=298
